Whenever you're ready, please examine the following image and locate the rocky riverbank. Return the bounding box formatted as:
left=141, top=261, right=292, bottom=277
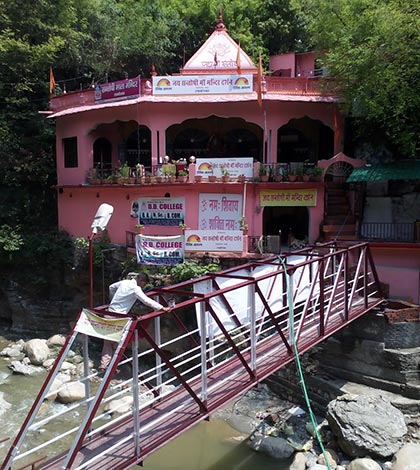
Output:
left=2, top=335, right=420, bottom=469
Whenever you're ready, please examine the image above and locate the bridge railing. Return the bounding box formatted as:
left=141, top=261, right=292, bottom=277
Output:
left=2, top=242, right=383, bottom=470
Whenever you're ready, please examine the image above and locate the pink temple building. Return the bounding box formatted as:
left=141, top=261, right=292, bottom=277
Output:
left=48, top=12, right=419, bottom=302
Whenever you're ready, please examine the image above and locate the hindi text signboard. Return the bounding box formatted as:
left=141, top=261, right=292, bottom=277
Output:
left=260, top=189, right=317, bottom=206
left=199, top=193, right=243, bottom=231
left=153, top=75, right=253, bottom=95
left=196, top=157, right=253, bottom=178
left=185, top=230, right=243, bottom=252
left=94, top=77, right=140, bottom=103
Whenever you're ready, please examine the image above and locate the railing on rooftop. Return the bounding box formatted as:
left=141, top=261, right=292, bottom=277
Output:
left=49, top=76, right=337, bottom=113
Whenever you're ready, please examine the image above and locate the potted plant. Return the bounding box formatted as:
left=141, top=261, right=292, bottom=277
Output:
left=238, top=216, right=249, bottom=233
left=312, top=166, right=323, bottom=181
left=144, top=171, right=152, bottom=183
left=116, top=162, right=131, bottom=184
left=177, top=170, right=188, bottom=182
left=162, top=162, right=176, bottom=182
left=287, top=169, right=297, bottom=182
left=194, top=174, right=203, bottom=183
left=221, top=165, right=230, bottom=182
left=179, top=221, right=189, bottom=232
left=302, top=168, right=311, bottom=182
left=295, top=166, right=304, bottom=181
left=259, top=164, right=269, bottom=182
left=135, top=223, right=144, bottom=234
left=106, top=173, right=118, bottom=184
left=208, top=172, right=218, bottom=182
left=237, top=174, right=246, bottom=183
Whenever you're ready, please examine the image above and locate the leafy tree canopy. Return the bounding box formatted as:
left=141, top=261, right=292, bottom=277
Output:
left=293, top=0, right=420, bottom=157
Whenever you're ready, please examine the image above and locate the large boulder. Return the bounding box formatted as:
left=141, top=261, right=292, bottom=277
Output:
left=248, top=435, right=294, bottom=460
left=347, top=458, right=382, bottom=470
left=391, top=443, right=420, bottom=470
left=23, top=339, right=50, bottom=366
left=327, top=394, right=407, bottom=458
left=56, top=381, right=85, bottom=403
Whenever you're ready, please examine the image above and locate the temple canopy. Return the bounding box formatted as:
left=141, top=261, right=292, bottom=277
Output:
left=181, top=10, right=257, bottom=75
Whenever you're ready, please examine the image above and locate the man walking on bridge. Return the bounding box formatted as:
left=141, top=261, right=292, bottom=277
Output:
left=99, top=272, right=171, bottom=372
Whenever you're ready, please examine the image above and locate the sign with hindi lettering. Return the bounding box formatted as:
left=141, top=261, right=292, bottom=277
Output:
left=152, top=75, right=253, bottom=95
left=136, top=235, right=184, bottom=265
left=196, top=157, right=253, bottom=178
left=75, top=309, right=131, bottom=342
left=185, top=230, right=243, bottom=252
left=260, top=189, right=317, bottom=207
left=199, top=193, right=243, bottom=231
left=138, top=198, right=185, bottom=226
left=94, top=77, right=140, bottom=103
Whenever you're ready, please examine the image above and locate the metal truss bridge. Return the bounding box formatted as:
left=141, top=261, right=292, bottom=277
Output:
left=2, top=242, right=384, bottom=470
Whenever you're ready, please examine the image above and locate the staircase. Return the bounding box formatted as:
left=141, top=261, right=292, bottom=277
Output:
left=322, top=184, right=358, bottom=241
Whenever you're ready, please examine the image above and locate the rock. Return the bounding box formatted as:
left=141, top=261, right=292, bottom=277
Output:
left=47, top=334, right=66, bottom=347
left=391, top=443, right=420, bottom=470
left=60, top=361, right=76, bottom=372
left=42, top=358, right=56, bottom=369
left=104, top=396, right=133, bottom=415
left=327, top=394, right=407, bottom=458
left=347, top=458, right=382, bottom=470
left=289, top=451, right=308, bottom=470
left=56, top=381, right=85, bottom=403
left=248, top=435, right=294, bottom=460
left=45, top=378, right=62, bottom=401
left=24, top=339, right=50, bottom=366
left=309, top=465, right=328, bottom=470
left=317, top=448, right=339, bottom=469
left=0, top=346, right=23, bottom=358
left=8, top=360, right=42, bottom=375
left=0, top=391, right=12, bottom=416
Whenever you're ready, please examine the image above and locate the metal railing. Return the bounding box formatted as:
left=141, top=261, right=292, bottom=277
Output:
left=361, top=222, right=419, bottom=242
left=2, top=242, right=384, bottom=470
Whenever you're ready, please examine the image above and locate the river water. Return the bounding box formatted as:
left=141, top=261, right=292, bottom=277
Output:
left=0, top=336, right=290, bottom=470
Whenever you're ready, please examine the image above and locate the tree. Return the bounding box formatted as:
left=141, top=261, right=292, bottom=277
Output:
left=293, top=0, right=420, bottom=158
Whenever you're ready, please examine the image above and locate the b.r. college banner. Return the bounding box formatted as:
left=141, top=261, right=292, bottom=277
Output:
left=136, top=235, right=184, bottom=266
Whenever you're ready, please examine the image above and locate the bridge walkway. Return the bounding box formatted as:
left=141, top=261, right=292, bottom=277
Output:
left=1, top=242, right=384, bottom=470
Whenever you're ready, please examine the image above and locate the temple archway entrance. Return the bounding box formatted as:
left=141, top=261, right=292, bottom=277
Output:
left=167, top=116, right=262, bottom=161
left=263, top=206, right=309, bottom=246
left=277, top=117, right=334, bottom=165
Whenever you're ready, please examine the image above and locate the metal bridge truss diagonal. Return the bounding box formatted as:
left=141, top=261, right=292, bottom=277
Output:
left=1, top=242, right=384, bottom=470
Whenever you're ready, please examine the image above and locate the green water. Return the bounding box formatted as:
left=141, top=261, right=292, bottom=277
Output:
left=0, top=336, right=289, bottom=470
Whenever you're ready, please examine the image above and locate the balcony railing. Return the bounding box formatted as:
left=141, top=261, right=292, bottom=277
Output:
left=50, top=76, right=337, bottom=113
left=360, top=222, right=420, bottom=243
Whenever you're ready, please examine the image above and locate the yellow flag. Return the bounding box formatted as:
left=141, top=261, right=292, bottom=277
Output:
left=49, top=67, right=56, bottom=95
left=257, top=53, right=263, bottom=108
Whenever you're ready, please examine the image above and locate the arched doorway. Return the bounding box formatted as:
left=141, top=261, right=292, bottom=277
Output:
left=126, top=126, right=152, bottom=168
left=93, top=138, right=112, bottom=171
left=167, top=116, right=263, bottom=161
left=263, top=206, right=309, bottom=245
left=277, top=117, right=334, bottom=164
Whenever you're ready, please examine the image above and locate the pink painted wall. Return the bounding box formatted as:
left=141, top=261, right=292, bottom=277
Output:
left=370, top=244, right=420, bottom=304
left=57, top=181, right=324, bottom=246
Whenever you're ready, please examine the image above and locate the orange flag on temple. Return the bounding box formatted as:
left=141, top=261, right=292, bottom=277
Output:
left=236, top=42, right=241, bottom=74
left=257, top=53, right=263, bottom=108
left=49, top=67, right=56, bottom=95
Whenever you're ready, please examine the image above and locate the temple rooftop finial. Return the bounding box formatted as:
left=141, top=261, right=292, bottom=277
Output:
left=215, top=8, right=226, bottom=31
